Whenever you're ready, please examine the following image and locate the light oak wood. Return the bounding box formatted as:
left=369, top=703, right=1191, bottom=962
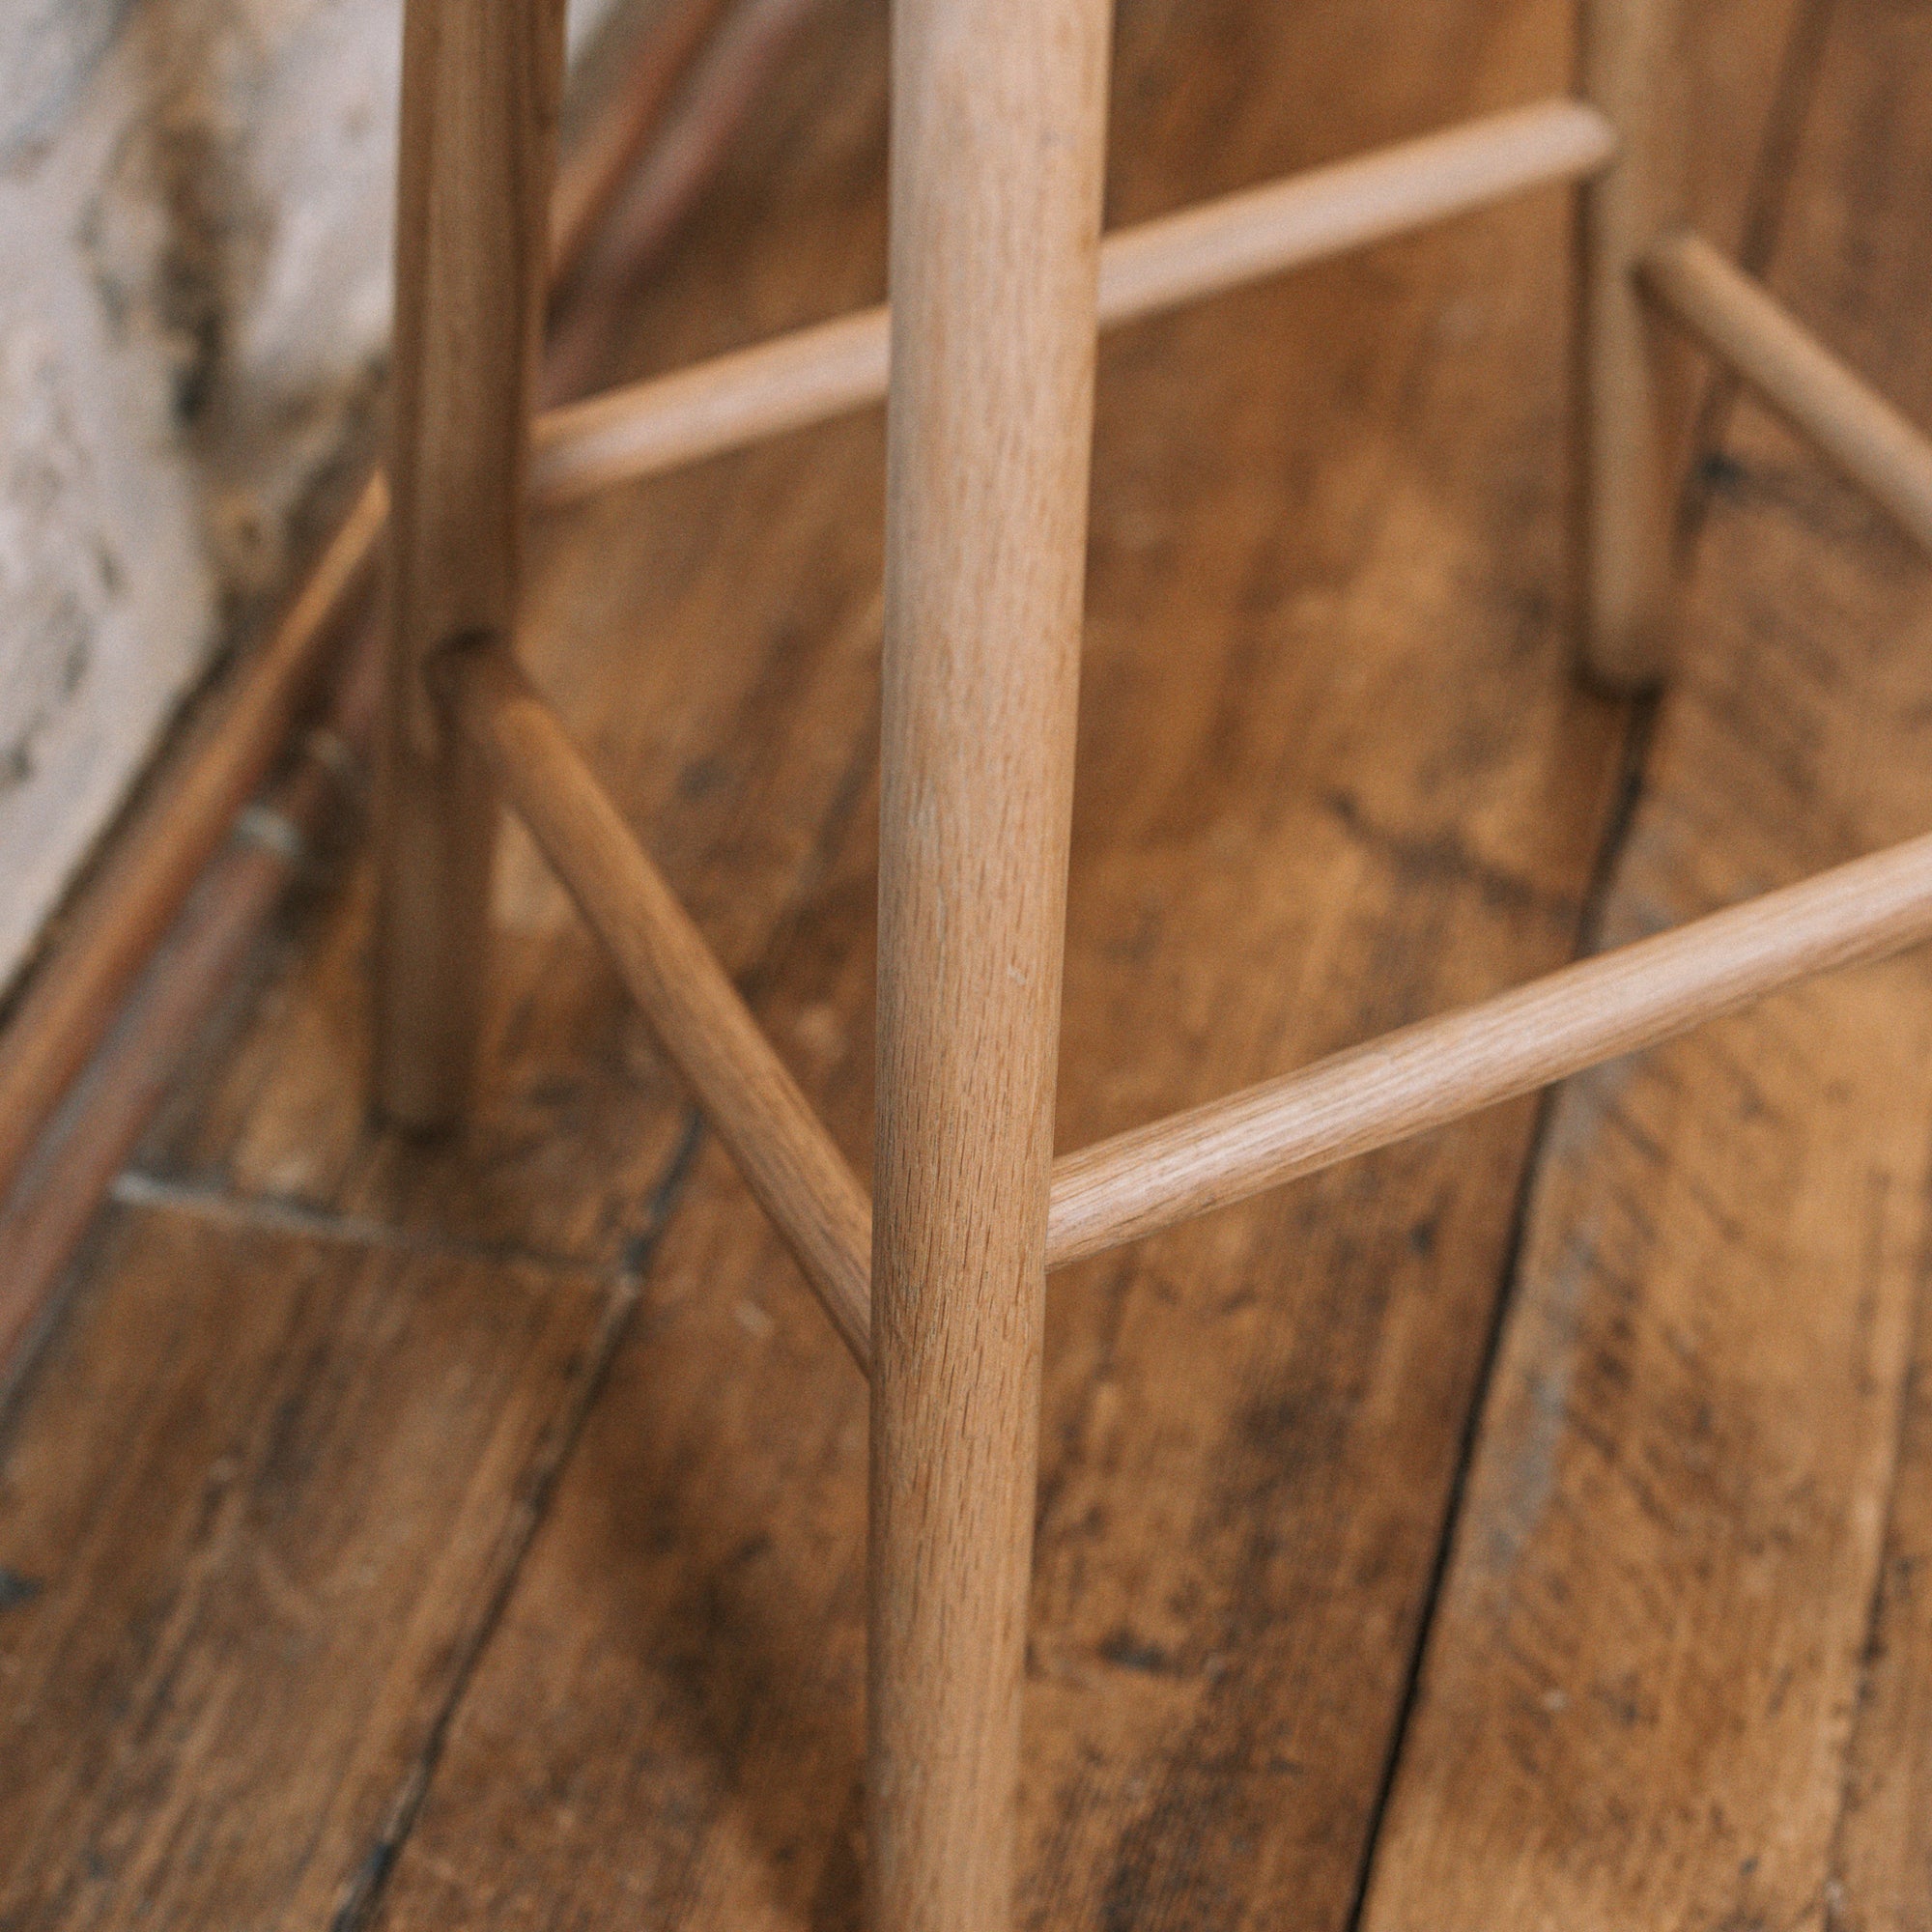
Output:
left=445, top=639, right=871, bottom=1365
left=534, top=304, right=889, bottom=507
left=374, top=0, right=566, bottom=1130
left=1641, top=228, right=1932, bottom=554
left=346, top=0, right=1655, bottom=1881
left=448, top=694, right=1932, bottom=1307
left=868, top=2, right=1110, bottom=1928
left=1576, top=0, right=1682, bottom=687
left=395, top=14, right=1932, bottom=1351
left=1097, top=97, right=1612, bottom=328
left=97, top=28, right=904, bottom=1281
left=0, top=79, right=1606, bottom=1184
left=528, top=99, right=1613, bottom=506
left=1046, top=828, right=1932, bottom=1267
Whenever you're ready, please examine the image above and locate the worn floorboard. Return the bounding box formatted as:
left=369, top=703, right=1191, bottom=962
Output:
left=0, top=1206, right=624, bottom=1932
left=3, top=0, right=1922, bottom=1928
left=1359, top=0, right=1932, bottom=1926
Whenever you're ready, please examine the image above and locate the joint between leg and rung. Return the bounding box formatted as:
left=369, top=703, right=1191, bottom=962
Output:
left=527, top=98, right=1614, bottom=506
left=435, top=655, right=1932, bottom=1355
left=375, top=0, right=565, bottom=1132
left=1639, top=229, right=1932, bottom=555
left=437, top=639, right=873, bottom=1370
left=1044, top=830, right=1932, bottom=1269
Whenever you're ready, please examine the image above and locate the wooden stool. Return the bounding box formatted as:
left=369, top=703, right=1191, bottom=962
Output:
left=371, top=3, right=1932, bottom=1927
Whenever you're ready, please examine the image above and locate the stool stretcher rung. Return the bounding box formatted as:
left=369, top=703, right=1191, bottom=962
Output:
left=1044, top=831, right=1932, bottom=1269
left=1641, top=230, right=1932, bottom=555
left=443, top=640, right=873, bottom=1368
left=443, top=647, right=1932, bottom=1336
left=529, top=98, right=1613, bottom=507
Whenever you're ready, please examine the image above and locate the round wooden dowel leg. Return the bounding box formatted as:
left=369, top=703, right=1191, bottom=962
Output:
left=375, top=0, right=564, bottom=1129
left=1574, top=0, right=1683, bottom=690
left=867, top=0, right=1112, bottom=1927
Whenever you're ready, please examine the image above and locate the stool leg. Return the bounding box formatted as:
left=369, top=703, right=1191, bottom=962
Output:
left=867, top=1, right=1112, bottom=1928
left=375, top=0, right=565, bottom=1129
left=1575, top=0, right=1681, bottom=690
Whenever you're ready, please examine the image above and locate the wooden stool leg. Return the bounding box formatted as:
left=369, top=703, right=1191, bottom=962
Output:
left=1575, top=0, right=1681, bottom=690
left=867, top=1, right=1112, bottom=1928
left=375, top=0, right=565, bottom=1129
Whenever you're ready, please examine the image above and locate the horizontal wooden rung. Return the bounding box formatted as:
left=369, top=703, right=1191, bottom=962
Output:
left=1640, top=229, right=1932, bottom=555
left=448, top=646, right=1932, bottom=1351
left=443, top=639, right=873, bottom=1370
left=529, top=97, right=1614, bottom=505
left=1045, top=831, right=1932, bottom=1268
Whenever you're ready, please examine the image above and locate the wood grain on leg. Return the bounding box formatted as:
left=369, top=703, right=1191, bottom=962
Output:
left=1576, top=0, right=1681, bottom=688
left=376, top=0, right=565, bottom=1129
left=868, top=2, right=1111, bottom=1928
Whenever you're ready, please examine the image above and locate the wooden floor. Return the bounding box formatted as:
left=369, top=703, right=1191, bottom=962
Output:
left=5, top=0, right=1932, bottom=1925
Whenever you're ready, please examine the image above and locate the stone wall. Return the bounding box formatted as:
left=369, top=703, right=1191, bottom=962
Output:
left=0, top=0, right=617, bottom=995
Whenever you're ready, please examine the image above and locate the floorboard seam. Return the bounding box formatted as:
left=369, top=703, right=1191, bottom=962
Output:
left=323, top=1106, right=706, bottom=1932
left=1333, top=1107, right=1563, bottom=1930
left=310, top=690, right=872, bottom=1930
left=110, top=688, right=868, bottom=1928
left=1339, top=684, right=1660, bottom=1931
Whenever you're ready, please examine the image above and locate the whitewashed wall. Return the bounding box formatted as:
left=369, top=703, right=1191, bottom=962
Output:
left=0, top=0, right=618, bottom=995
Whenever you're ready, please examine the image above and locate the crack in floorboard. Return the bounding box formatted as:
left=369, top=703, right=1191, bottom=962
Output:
left=1337, top=696, right=1660, bottom=1932
left=1340, top=1, right=1840, bottom=1911
left=315, top=700, right=877, bottom=1930
left=324, top=1107, right=707, bottom=1932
